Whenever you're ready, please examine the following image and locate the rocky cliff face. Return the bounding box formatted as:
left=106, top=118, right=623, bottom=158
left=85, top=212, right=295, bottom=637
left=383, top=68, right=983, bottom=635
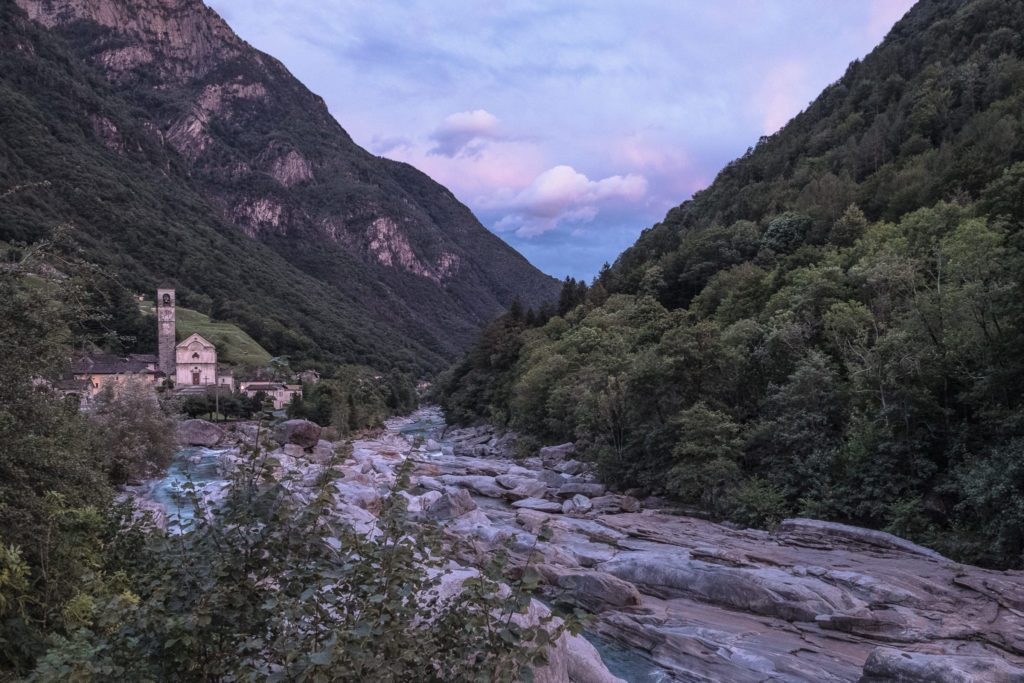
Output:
left=5, top=0, right=558, bottom=368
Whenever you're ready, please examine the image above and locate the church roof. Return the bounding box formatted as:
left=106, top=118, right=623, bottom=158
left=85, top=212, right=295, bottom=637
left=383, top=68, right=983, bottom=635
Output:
left=70, top=353, right=159, bottom=375
left=176, top=332, right=215, bottom=349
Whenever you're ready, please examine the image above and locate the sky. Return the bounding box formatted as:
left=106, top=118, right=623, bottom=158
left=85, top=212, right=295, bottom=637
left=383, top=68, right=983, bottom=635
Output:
left=208, top=0, right=916, bottom=280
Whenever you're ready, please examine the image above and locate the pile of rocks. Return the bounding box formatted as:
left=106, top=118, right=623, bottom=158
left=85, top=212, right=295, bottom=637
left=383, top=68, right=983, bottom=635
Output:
left=377, top=409, right=1024, bottom=682
left=444, top=423, right=518, bottom=459
left=168, top=409, right=1024, bottom=682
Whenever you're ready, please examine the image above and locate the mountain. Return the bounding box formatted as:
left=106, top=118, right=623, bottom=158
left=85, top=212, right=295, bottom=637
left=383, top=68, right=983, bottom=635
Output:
left=438, top=0, right=1024, bottom=568
left=0, top=0, right=558, bottom=374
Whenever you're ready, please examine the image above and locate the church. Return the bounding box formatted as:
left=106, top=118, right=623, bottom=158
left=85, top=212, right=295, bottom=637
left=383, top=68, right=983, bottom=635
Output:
left=157, top=288, right=232, bottom=392
left=58, top=288, right=244, bottom=405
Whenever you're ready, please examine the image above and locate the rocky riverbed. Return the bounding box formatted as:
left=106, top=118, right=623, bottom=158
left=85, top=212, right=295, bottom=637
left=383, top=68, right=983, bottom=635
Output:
left=161, top=407, right=1024, bottom=682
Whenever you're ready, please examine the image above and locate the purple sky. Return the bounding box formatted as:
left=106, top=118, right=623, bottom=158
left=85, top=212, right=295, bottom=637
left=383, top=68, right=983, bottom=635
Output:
left=208, top=0, right=916, bottom=280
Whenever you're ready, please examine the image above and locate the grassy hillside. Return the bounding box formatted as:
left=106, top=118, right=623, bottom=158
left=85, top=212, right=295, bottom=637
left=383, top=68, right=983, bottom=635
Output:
left=139, top=301, right=272, bottom=368
left=439, top=0, right=1024, bottom=569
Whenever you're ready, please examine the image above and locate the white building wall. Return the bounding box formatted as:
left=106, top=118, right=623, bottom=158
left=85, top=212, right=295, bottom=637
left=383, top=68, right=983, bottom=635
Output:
left=175, top=335, right=218, bottom=387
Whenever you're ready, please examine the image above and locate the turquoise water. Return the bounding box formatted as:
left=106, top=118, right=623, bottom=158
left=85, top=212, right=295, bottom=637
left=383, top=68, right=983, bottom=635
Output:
left=584, top=633, right=671, bottom=682
left=394, top=412, right=446, bottom=438
left=147, top=446, right=229, bottom=528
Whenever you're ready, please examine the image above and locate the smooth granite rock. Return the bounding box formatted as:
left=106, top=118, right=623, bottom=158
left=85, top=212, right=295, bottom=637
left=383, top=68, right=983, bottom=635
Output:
left=272, top=419, right=322, bottom=450
left=177, top=419, right=224, bottom=447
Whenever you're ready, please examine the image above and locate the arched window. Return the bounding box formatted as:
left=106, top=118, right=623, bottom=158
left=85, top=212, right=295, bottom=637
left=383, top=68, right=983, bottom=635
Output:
left=192, top=352, right=200, bottom=360
left=162, top=293, right=171, bottom=306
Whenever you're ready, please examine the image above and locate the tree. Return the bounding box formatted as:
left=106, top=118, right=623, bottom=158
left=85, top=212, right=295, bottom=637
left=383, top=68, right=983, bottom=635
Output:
left=830, top=204, right=869, bottom=246
left=0, top=257, right=112, bottom=672
left=91, top=378, right=177, bottom=485
left=762, top=212, right=812, bottom=254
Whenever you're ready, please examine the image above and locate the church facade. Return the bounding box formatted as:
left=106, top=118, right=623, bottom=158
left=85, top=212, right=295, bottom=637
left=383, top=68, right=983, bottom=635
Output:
left=175, top=332, right=218, bottom=387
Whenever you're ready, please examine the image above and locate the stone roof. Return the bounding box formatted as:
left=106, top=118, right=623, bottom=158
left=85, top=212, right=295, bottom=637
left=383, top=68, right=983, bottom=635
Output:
left=70, top=353, right=162, bottom=376
left=242, top=382, right=285, bottom=391
left=54, top=378, right=91, bottom=391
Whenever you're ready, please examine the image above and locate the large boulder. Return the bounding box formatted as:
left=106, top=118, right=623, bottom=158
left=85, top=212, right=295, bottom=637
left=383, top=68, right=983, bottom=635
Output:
left=536, top=565, right=642, bottom=612
left=439, top=474, right=507, bottom=498
left=588, top=494, right=641, bottom=514
left=557, top=482, right=607, bottom=498
left=516, top=508, right=552, bottom=533
left=334, top=481, right=382, bottom=514
left=178, top=419, right=224, bottom=447
left=272, top=419, right=322, bottom=450
left=496, top=473, right=535, bottom=489
left=562, top=494, right=593, bottom=515
left=561, top=632, right=626, bottom=683
left=598, top=550, right=857, bottom=622
left=778, top=518, right=948, bottom=561
left=553, top=459, right=586, bottom=475
left=536, top=470, right=568, bottom=487
left=425, top=488, right=478, bottom=520
left=539, top=442, right=576, bottom=466
left=859, top=647, right=1024, bottom=682
left=502, top=479, right=549, bottom=502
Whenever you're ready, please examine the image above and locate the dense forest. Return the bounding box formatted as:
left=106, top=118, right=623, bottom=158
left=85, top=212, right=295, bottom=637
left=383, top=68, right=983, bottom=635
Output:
left=438, top=0, right=1024, bottom=568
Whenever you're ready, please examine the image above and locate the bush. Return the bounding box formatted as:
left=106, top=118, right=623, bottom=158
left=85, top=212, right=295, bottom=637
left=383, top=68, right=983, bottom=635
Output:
left=728, top=477, right=790, bottom=529
left=91, top=377, right=177, bottom=484
left=29, top=438, right=563, bottom=680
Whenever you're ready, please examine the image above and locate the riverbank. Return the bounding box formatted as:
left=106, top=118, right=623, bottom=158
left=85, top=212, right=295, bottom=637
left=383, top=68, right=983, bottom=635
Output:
left=144, top=407, right=1024, bottom=682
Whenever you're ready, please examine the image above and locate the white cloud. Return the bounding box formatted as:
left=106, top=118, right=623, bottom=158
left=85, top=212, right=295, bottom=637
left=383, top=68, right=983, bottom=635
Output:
left=487, top=165, right=647, bottom=237
left=429, top=109, right=503, bottom=157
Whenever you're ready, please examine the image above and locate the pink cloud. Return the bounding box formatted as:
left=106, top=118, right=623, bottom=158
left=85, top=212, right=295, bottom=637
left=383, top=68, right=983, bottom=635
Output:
left=385, top=138, right=547, bottom=201
left=866, top=0, right=916, bottom=41
left=487, top=165, right=648, bottom=237
left=613, top=132, right=708, bottom=199
left=756, top=60, right=809, bottom=135
left=429, top=109, right=504, bottom=157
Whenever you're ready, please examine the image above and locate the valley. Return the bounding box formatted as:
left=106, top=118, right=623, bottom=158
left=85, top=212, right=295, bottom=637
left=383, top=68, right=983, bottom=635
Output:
left=3, top=0, right=1024, bottom=680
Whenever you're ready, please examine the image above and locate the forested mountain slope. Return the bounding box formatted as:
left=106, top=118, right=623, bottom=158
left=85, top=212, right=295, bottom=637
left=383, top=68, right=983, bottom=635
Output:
left=0, top=0, right=558, bottom=374
left=438, top=0, right=1024, bottom=567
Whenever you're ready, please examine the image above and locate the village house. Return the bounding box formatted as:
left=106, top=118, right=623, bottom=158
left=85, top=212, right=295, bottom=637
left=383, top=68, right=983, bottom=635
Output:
left=69, top=353, right=165, bottom=401
left=296, top=369, right=320, bottom=384
left=239, top=381, right=302, bottom=410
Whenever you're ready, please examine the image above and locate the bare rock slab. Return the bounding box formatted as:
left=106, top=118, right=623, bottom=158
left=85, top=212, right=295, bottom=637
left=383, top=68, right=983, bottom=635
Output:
left=859, top=647, right=1024, bottom=683
left=512, top=497, right=564, bottom=513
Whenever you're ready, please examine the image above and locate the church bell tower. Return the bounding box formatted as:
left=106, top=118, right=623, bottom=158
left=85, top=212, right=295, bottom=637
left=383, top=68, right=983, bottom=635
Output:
left=156, top=288, right=176, bottom=379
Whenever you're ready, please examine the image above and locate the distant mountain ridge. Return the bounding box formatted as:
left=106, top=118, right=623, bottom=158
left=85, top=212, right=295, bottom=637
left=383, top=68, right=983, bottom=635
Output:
left=0, top=0, right=558, bottom=373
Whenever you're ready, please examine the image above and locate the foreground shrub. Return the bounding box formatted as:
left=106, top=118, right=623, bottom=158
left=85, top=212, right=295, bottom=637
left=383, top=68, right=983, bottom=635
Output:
left=30, top=431, right=560, bottom=681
